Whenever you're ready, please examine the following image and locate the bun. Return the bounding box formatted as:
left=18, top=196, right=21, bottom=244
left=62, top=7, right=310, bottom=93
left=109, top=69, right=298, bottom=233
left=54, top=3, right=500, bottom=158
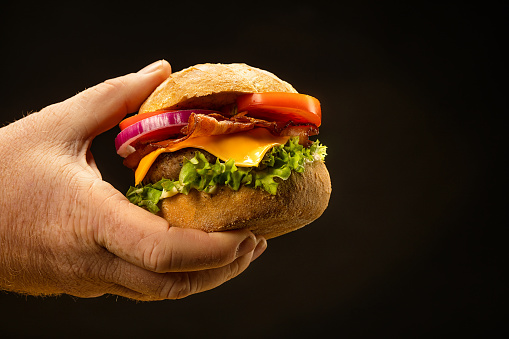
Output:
left=139, top=63, right=298, bottom=113
left=139, top=63, right=331, bottom=238
left=158, top=160, right=331, bottom=239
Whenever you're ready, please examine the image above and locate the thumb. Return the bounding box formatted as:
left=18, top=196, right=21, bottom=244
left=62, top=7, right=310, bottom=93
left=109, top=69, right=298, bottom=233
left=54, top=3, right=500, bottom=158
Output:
left=48, top=60, right=171, bottom=141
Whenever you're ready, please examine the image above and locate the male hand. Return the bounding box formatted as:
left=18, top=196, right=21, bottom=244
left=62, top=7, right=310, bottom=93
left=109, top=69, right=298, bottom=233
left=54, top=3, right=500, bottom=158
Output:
left=0, top=60, right=267, bottom=300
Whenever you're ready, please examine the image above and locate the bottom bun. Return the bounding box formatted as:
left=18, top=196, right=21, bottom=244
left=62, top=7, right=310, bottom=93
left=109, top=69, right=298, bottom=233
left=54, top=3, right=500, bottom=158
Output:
left=158, top=160, right=331, bottom=239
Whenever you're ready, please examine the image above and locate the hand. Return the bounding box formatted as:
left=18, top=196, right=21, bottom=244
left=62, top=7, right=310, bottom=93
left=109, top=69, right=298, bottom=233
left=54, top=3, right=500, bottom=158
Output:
left=0, top=60, right=267, bottom=300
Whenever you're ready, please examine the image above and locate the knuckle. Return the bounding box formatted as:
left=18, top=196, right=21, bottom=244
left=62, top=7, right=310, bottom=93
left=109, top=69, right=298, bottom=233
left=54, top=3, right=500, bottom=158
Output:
left=70, top=251, right=111, bottom=283
left=224, top=260, right=241, bottom=282
left=57, top=255, right=107, bottom=297
left=99, top=77, right=127, bottom=95
left=225, top=253, right=250, bottom=281
left=141, top=238, right=173, bottom=273
left=101, top=78, right=130, bottom=111
left=159, top=273, right=194, bottom=300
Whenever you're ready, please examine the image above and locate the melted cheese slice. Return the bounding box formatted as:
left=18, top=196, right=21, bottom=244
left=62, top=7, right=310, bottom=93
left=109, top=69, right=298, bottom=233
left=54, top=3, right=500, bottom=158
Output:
left=135, top=128, right=290, bottom=185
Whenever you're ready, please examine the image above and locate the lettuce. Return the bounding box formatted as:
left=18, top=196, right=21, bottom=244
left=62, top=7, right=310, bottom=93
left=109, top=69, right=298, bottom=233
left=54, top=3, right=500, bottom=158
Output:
left=126, top=137, right=327, bottom=213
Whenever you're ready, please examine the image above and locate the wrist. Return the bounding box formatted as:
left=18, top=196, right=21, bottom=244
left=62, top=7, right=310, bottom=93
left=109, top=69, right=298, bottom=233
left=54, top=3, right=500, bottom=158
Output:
left=0, top=121, right=60, bottom=295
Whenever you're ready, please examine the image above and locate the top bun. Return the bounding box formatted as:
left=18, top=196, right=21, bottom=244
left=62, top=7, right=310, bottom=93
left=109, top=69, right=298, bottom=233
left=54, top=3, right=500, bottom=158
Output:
left=139, top=63, right=298, bottom=114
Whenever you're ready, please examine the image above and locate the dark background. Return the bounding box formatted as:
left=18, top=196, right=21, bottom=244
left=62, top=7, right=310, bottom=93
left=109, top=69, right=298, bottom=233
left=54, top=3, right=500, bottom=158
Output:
left=1, top=2, right=505, bottom=337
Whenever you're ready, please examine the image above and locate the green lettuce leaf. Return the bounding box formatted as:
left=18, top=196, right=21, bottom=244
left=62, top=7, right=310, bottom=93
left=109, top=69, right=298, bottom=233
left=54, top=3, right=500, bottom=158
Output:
left=126, top=137, right=327, bottom=213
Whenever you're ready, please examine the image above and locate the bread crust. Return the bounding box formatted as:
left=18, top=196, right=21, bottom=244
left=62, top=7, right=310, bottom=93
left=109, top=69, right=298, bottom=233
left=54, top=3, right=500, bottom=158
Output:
left=139, top=63, right=330, bottom=238
left=139, top=63, right=298, bottom=114
left=158, top=160, right=331, bottom=239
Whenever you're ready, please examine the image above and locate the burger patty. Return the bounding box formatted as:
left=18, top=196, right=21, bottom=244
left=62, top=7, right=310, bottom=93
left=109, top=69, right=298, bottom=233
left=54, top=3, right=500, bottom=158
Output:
left=143, top=148, right=217, bottom=184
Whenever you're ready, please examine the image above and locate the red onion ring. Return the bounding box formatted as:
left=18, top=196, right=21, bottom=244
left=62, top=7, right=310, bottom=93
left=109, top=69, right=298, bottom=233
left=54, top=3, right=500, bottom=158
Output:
left=115, top=109, right=217, bottom=157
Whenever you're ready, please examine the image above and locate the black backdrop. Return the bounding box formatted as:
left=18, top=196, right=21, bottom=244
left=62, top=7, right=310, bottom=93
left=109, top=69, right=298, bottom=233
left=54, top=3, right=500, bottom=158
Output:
left=1, top=2, right=505, bottom=337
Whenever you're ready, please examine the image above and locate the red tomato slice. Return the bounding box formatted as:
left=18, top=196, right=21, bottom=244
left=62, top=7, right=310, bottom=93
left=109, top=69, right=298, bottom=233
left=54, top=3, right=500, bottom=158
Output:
left=119, top=110, right=173, bottom=131
left=236, top=93, right=321, bottom=127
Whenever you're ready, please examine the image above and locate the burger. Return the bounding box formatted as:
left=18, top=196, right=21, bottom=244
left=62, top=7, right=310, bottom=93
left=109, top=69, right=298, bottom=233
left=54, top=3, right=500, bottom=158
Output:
left=115, top=63, right=331, bottom=239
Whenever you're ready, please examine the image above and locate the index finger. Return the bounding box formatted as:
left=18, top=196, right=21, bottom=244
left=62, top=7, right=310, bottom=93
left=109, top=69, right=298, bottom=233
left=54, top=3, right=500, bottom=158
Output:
left=93, top=182, right=258, bottom=273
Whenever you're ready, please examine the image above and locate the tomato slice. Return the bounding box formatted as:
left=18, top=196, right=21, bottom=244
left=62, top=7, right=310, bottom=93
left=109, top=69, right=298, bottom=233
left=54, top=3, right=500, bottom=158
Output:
left=236, top=93, right=321, bottom=127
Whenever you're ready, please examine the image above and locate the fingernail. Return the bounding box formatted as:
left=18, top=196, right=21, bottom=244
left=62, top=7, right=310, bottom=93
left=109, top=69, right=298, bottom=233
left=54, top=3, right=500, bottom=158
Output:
left=251, top=236, right=267, bottom=262
left=138, top=60, right=163, bottom=74
left=236, top=235, right=256, bottom=258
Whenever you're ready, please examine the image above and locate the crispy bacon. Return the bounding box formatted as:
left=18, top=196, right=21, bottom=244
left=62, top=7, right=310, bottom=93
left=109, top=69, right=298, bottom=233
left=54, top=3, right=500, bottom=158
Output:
left=123, top=113, right=319, bottom=170
left=180, top=113, right=256, bottom=137
left=280, top=124, right=319, bottom=147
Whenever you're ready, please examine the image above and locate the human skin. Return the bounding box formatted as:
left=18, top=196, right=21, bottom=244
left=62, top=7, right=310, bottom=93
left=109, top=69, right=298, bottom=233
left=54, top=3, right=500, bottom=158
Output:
left=0, top=60, right=267, bottom=300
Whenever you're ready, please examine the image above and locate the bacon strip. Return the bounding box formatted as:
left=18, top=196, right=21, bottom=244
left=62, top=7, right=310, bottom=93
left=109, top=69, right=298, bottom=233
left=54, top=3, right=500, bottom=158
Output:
left=279, top=124, right=319, bottom=147
left=123, top=113, right=319, bottom=170
left=180, top=113, right=256, bottom=137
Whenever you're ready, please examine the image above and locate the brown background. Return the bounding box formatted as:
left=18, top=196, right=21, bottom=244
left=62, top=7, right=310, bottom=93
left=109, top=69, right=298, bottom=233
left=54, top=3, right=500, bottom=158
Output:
left=1, top=2, right=505, bottom=337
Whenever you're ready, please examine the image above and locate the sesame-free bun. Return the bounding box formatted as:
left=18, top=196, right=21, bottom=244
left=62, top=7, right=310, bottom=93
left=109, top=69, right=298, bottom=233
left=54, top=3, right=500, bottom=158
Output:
left=139, top=63, right=331, bottom=239
left=157, top=160, right=331, bottom=240
left=139, top=63, right=298, bottom=113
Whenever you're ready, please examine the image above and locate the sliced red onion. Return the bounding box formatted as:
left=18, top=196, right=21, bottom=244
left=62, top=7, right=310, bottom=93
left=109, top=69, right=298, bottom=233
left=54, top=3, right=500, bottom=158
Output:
left=115, top=110, right=217, bottom=157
